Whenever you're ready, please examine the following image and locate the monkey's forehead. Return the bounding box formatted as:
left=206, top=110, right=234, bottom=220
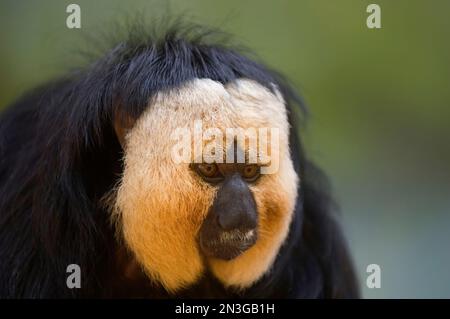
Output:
left=138, top=78, right=289, bottom=132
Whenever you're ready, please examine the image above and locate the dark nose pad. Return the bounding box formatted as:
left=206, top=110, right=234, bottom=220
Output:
left=214, top=175, right=258, bottom=232
left=217, top=207, right=257, bottom=231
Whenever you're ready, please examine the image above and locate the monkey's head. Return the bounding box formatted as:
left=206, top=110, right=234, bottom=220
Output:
left=83, top=25, right=304, bottom=294
left=38, top=24, right=305, bottom=295
left=113, top=78, right=298, bottom=292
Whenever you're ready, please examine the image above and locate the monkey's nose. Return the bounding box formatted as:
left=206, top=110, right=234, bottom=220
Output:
left=198, top=174, right=259, bottom=260
left=217, top=210, right=257, bottom=232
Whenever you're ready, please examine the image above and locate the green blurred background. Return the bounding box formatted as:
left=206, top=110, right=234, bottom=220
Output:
left=1, top=0, right=449, bottom=298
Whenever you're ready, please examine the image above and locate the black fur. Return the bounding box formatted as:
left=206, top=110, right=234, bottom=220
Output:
left=0, top=24, right=359, bottom=298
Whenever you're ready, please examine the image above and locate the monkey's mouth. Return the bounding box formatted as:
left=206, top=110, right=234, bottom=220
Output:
left=199, top=229, right=257, bottom=260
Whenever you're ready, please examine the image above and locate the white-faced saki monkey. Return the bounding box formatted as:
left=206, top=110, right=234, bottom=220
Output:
left=0, top=23, right=359, bottom=298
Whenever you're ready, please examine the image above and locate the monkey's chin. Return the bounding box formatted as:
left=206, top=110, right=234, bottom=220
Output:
left=206, top=246, right=246, bottom=261
left=199, top=235, right=257, bottom=261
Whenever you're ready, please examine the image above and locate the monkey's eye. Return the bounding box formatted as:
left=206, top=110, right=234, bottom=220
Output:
left=197, top=163, right=218, bottom=177
left=242, top=164, right=260, bottom=182
left=192, top=163, right=223, bottom=183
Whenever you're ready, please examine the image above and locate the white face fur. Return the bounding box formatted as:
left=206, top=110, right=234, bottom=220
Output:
left=113, top=78, right=299, bottom=292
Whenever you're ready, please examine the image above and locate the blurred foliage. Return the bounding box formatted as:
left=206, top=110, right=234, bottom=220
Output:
left=1, top=0, right=449, bottom=298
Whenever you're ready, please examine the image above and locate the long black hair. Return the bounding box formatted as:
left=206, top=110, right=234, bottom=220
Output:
left=0, top=22, right=359, bottom=298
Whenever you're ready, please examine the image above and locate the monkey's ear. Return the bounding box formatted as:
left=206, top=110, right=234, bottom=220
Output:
left=113, top=110, right=136, bottom=149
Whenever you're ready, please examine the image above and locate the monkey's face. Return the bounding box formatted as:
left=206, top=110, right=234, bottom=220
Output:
left=195, top=161, right=259, bottom=261
left=114, top=78, right=298, bottom=292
